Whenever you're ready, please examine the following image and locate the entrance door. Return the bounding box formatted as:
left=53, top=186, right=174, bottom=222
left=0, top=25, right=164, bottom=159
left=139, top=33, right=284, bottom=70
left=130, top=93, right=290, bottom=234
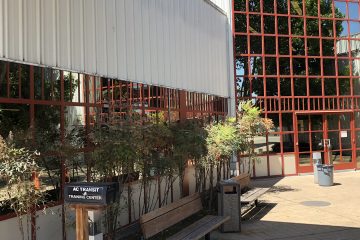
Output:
left=296, top=113, right=356, bottom=173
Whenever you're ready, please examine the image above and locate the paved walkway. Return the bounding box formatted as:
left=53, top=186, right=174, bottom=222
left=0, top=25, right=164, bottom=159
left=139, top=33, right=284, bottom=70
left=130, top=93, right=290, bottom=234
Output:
left=212, top=171, right=360, bottom=240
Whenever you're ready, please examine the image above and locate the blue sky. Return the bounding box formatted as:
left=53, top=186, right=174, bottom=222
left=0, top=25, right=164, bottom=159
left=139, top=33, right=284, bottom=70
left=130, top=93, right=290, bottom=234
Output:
left=335, top=1, right=359, bottom=36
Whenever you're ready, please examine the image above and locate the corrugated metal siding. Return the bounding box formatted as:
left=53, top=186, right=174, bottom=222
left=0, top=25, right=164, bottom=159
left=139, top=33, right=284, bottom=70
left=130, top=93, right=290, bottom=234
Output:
left=337, top=33, right=360, bottom=55
left=0, top=0, right=230, bottom=97
left=208, top=0, right=230, bottom=15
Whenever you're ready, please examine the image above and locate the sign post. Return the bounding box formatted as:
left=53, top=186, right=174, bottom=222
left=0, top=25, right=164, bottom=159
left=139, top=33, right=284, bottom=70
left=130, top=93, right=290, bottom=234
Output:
left=64, top=183, right=119, bottom=240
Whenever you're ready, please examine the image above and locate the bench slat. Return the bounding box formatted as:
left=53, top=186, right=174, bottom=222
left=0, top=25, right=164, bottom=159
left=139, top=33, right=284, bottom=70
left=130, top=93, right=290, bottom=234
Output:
left=140, top=193, right=203, bottom=239
left=241, top=187, right=269, bottom=203
left=223, top=173, right=250, bottom=192
left=140, top=193, right=201, bottom=223
left=167, top=215, right=230, bottom=240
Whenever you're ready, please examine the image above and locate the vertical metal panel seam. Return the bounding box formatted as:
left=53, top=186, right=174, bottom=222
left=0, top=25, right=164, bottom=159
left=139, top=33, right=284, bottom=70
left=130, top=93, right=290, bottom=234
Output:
left=82, top=0, right=86, bottom=73
left=55, top=0, right=59, bottom=67
left=0, top=0, right=3, bottom=57
left=53, top=0, right=57, bottom=66
left=113, top=0, right=118, bottom=78
left=103, top=0, right=108, bottom=77
left=39, top=0, right=43, bottom=63
left=80, top=0, right=85, bottom=71
left=21, top=0, right=26, bottom=61
left=22, top=0, right=26, bottom=61
left=104, top=1, right=109, bottom=76
left=93, top=0, right=97, bottom=74
left=35, top=0, right=40, bottom=64
left=4, top=0, right=8, bottom=58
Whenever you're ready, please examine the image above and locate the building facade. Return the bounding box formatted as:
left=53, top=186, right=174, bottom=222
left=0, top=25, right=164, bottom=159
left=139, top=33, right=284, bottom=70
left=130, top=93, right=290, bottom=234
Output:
left=233, top=0, right=360, bottom=176
left=0, top=0, right=233, bottom=239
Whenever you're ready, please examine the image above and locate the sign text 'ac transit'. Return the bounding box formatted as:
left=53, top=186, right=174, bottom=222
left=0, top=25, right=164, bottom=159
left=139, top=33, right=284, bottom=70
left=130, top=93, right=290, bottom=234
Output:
left=64, top=182, right=119, bottom=205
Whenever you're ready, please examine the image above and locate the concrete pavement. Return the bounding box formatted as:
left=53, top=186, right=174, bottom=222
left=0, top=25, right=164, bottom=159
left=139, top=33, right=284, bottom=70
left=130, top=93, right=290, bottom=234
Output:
left=212, top=171, right=360, bottom=240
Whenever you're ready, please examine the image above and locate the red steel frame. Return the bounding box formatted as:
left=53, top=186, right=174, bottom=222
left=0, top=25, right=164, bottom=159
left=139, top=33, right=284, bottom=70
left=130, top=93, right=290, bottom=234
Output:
left=233, top=0, right=360, bottom=177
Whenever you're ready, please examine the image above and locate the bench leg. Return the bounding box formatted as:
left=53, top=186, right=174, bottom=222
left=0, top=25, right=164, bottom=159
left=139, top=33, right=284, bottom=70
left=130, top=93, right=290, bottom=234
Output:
left=255, top=199, right=259, bottom=206
left=205, top=233, right=210, bottom=240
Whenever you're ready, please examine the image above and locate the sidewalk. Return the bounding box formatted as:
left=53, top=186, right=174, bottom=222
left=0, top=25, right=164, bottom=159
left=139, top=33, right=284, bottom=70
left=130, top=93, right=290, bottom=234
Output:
left=212, top=171, right=360, bottom=240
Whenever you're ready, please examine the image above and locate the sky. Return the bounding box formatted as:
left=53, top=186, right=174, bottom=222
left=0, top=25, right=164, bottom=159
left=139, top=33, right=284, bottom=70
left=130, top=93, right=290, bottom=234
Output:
left=334, top=1, right=360, bottom=36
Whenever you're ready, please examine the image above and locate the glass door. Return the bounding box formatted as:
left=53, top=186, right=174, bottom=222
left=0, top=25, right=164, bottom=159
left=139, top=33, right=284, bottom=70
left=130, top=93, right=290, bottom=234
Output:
left=296, top=114, right=324, bottom=173
left=326, top=113, right=355, bottom=170
left=296, top=113, right=356, bottom=173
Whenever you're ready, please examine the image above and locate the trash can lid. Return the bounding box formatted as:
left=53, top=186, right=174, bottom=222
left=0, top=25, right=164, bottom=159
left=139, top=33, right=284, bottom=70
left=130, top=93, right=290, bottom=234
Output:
left=322, top=164, right=334, bottom=169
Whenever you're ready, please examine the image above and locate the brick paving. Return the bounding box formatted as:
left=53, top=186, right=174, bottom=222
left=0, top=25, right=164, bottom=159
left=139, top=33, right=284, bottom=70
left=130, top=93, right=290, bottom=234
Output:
left=212, top=171, right=360, bottom=240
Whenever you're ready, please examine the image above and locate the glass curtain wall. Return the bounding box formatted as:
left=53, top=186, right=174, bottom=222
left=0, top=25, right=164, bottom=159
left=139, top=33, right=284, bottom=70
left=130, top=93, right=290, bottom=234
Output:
left=233, top=0, right=360, bottom=175
left=0, top=60, right=228, bottom=216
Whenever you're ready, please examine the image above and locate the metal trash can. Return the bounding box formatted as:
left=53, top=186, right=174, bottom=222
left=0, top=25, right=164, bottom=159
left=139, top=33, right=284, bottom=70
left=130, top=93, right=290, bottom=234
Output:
left=217, top=180, right=241, bottom=232
left=317, top=164, right=334, bottom=186
left=312, top=152, right=322, bottom=184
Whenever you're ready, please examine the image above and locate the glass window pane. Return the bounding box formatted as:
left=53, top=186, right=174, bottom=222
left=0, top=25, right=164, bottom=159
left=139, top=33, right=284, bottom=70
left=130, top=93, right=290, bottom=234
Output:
left=294, top=78, right=307, bottom=96
left=307, top=38, right=320, bottom=56
left=235, top=36, right=247, bottom=54
left=234, top=0, right=246, bottom=11
left=356, top=131, right=360, bottom=148
left=263, top=0, right=274, bottom=13
left=278, top=37, right=289, bottom=55
left=327, top=115, right=339, bottom=130
left=283, top=134, right=295, bottom=153
left=264, top=16, right=275, bottom=34
left=348, top=3, right=359, bottom=20
left=291, top=18, right=304, bottom=36
left=354, top=79, right=360, bottom=95
left=339, top=79, right=350, bottom=95
left=268, top=113, right=280, bottom=132
left=235, top=14, right=247, bottom=33
left=35, top=105, right=61, bottom=152
left=9, top=62, right=19, bottom=98
left=341, top=150, right=352, bottom=163
left=328, top=131, right=340, bottom=150
left=249, top=1, right=260, bottom=12
left=265, top=36, right=276, bottom=55
left=298, top=133, right=310, bottom=152
left=277, top=0, right=288, bottom=14
left=280, top=78, right=291, bottom=96
left=252, top=77, right=264, bottom=96
left=323, top=59, right=336, bottom=76
left=341, top=131, right=351, bottom=149
left=21, top=65, right=30, bottom=99
left=356, top=112, right=360, bottom=129
left=338, top=59, right=350, bottom=76
left=268, top=134, right=281, bottom=153
left=265, top=58, right=277, bottom=75
left=306, top=1, right=318, bottom=16
left=0, top=103, right=30, bottom=140
left=293, top=58, right=306, bottom=75
left=324, top=78, right=337, bottom=96
left=236, top=77, right=251, bottom=98
left=254, top=136, right=267, bottom=154
left=297, top=115, right=309, bottom=132
left=278, top=17, right=289, bottom=35
left=312, top=132, right=323, bottom=151
left=282, top=113, right=294, bottom=132
left=311, top=115, right=323, bottom=131
left=250, top=36, right=262, bottom=54
left=309, top=79, right=322, bottom=96
left=0, top=61, right=7, bottom=98
left=291, top=0, right=303, bottom=16
left=340, top=114, right=350, bottom=129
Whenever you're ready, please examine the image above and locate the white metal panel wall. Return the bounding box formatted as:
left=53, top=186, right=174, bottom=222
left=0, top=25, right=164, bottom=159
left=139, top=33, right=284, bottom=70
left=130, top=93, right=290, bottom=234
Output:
left=0, top=0, right=230, bottom=97
left=208, top=0, right=230, bottom=15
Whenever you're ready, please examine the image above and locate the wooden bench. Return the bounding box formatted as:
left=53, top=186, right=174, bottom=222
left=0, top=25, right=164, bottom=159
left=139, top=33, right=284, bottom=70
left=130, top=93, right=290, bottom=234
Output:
left=241, top=187, right=269, bottom=206
left=222, top=174, right=269, bottom=212
left=140, top=193, right=230, bottom=240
